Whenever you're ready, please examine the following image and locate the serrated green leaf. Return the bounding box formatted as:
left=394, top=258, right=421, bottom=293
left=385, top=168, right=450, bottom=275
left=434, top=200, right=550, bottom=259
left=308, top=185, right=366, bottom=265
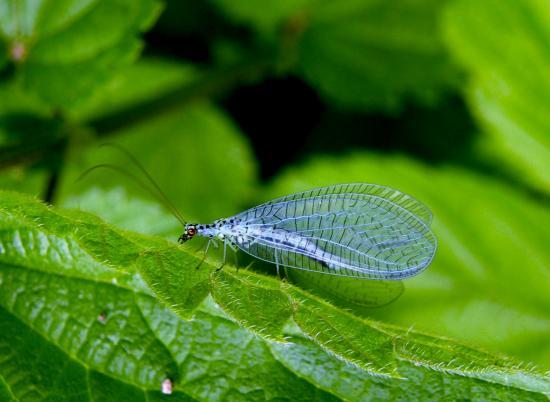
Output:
left=0, top=0, right=163, bottom=108
left=0, top=190, right=548, bottom=400
left=265, top=152, right=550, bottom=368
left=0, top=192, right=343, bottom=401
left=286, top=268, right=405, bottom=307
left=269, top=332, right=548, bottom=401
left=443, top=0, right=550, bottom=192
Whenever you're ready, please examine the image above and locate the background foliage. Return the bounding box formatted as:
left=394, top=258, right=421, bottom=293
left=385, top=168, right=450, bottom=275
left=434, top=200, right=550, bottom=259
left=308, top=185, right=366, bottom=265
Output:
left=0, top=0, right=549, bottom=400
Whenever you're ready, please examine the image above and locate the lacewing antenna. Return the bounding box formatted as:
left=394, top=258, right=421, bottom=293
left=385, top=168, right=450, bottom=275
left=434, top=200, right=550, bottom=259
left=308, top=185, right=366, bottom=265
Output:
left=99, top=143, right=187, bottom=225
left=77, top=147, right=187, bottom=227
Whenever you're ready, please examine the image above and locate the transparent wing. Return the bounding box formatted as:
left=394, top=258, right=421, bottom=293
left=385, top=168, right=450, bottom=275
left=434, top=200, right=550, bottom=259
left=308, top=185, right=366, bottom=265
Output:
left=233, top=183, right=437, bottom=280
left=265, top=183, right=433, bottom=225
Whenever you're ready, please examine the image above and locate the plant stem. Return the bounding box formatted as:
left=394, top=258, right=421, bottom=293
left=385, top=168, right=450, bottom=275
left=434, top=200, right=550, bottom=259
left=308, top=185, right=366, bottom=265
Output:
left=43, top=168, right=59, bottom=203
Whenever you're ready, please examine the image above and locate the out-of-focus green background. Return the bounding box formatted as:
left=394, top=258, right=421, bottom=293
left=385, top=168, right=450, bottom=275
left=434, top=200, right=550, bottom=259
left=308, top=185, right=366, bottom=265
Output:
left=0, top=0, right=549, bottom=371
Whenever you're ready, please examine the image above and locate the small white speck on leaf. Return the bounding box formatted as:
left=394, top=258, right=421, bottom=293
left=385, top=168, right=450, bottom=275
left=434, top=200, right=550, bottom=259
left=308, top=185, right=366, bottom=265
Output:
left=161, top=378, right=173, bottom=395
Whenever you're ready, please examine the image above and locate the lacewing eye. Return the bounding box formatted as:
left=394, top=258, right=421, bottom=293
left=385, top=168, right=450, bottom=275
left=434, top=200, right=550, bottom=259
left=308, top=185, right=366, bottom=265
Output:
left=187, top=227, right=196, bottom=236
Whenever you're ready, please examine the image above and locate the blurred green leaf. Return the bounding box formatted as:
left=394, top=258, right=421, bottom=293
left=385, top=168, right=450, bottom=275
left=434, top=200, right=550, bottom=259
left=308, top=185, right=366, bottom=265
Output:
left=0, top=166, right=47, bottom=196
left=444, top=0, right=550, bottom=192
left=265, top=152, right=550, bottom=368
left=0, top=58, right=201, bottom=198
left=0, top=191, right=549, bottom=400
left=212, top=0, right=459, bottom=111
left=59, top=102, right=258, bottom=223
left=64, top=187, right=179, bottom=238
left=0, top=81, right=50, bottom=117
left=0, top=0, right=163, bottom=109
left=0, top=57, right=198, bottom=125
left=71, top=58, right=200, bottom=122
left=296, top=0, right=459, bottom=111
left=212, top=0, right=311, bottom=33
left=0, top=110, right=67, bottom=197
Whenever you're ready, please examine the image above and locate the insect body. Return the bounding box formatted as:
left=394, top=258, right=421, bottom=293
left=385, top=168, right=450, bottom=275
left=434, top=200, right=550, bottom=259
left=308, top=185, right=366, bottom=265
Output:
left=179, top=183, right=437, bottom=280
left=83, top=147, right=435, bottom=306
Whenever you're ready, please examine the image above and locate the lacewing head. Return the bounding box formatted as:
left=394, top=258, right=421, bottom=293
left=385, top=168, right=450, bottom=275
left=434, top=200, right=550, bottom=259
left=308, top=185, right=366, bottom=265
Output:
left=179, top=224, right=197, bottom=243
